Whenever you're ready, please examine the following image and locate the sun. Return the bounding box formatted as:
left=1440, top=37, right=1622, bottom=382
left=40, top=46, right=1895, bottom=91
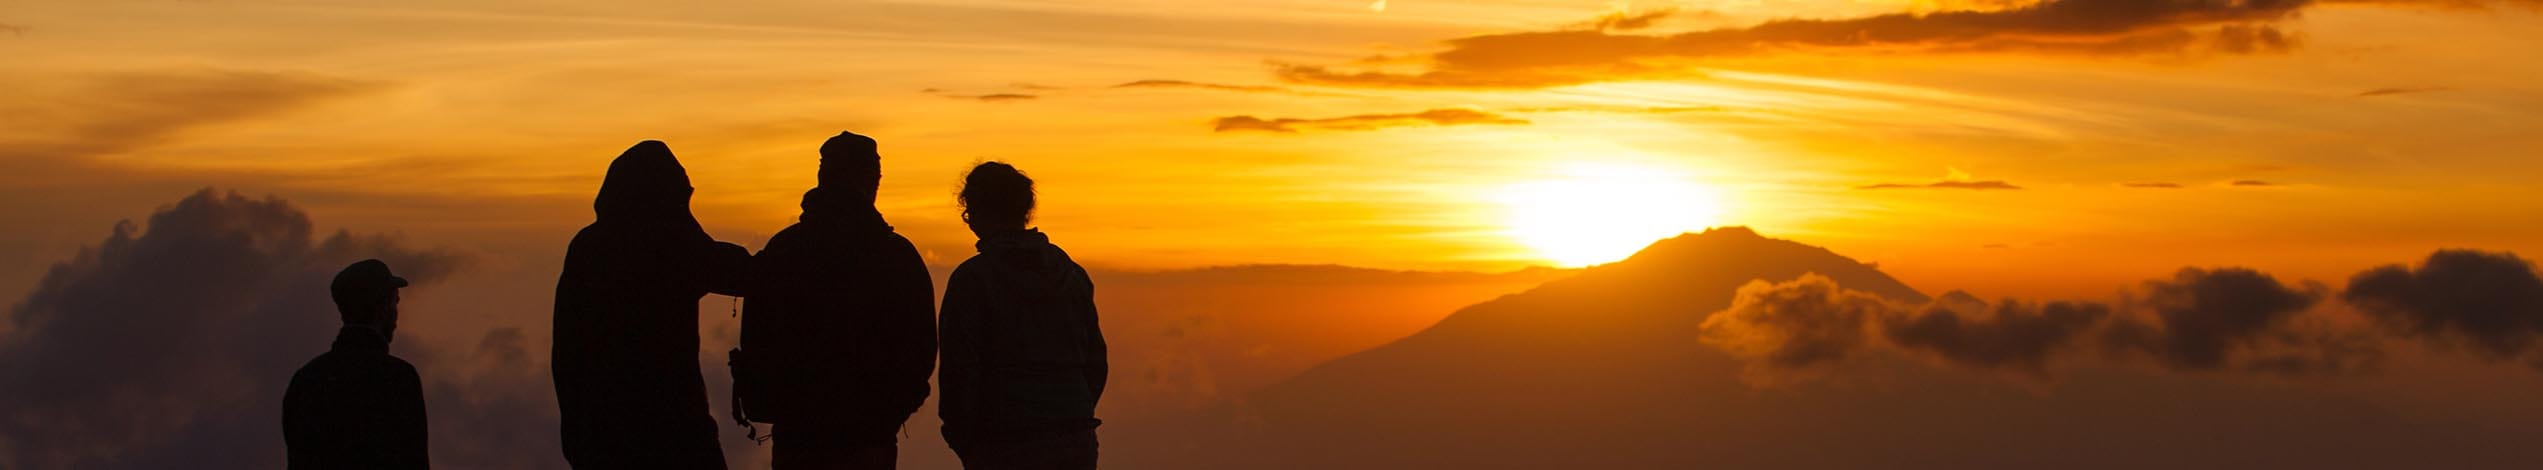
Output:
left=1498, top=163, right=1724, bottom=267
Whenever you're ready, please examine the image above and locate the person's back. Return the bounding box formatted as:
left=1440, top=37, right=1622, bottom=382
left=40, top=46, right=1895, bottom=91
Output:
left=552, top=140, right=747, bottom=469
left=937, top=162, right=1106, bottom=470
left=283, top=260, right=429, bottom=470
left=736, top=132, right=936, bottom=469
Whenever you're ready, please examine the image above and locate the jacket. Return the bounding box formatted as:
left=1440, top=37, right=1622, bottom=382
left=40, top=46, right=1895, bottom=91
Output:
left=552, top=141, right=746, bottom=468
left=284, top=327, right=429, bottom=470
left=738, top=196, right=936, bottom=444
left=937, top=229, right=1106, bottom=455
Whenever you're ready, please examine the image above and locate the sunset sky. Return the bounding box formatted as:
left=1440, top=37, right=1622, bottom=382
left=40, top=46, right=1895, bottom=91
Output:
left=8, top=0, right=2543, bottom=468
left=7, top=0, right=2540, bottom=301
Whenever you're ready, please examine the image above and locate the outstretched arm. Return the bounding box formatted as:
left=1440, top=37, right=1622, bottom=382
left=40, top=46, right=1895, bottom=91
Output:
left=700, top=240, right=752, bottom=298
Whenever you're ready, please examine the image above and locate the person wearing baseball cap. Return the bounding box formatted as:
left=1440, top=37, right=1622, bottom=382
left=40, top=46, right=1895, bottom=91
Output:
left=284, top=259, right=428, bottom=469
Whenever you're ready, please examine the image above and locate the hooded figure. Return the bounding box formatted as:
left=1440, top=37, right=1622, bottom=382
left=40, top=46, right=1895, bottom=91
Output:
left=938, top=162, right=1105, bottom=469
left=553, top=140, right=749, bottom=469
left=737, top=132, right=936, bottom=469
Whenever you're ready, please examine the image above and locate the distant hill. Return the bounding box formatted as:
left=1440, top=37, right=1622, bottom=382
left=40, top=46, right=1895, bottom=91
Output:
left=1076, top=263, right=1579, bottom=419
left=1111, top=227, right=2543, bottom=469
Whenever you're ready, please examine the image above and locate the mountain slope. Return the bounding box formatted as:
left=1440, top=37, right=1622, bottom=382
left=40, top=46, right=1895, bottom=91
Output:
left=1112, top=227, right=2543, bottom=469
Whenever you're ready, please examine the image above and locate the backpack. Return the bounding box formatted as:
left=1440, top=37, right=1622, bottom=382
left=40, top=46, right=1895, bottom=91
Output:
left=727, top=343, right=773, bottom=443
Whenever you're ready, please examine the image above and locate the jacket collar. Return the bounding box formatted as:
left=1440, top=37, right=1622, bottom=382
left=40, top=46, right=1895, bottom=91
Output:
left=799, top=190, right=893, bottom=233
left=974, top=228, right=1047, bottom=254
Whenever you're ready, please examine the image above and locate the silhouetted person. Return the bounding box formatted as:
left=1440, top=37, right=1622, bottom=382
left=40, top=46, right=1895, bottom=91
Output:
left=285, top=259, right=428, bottom=470
left=938, top=162, right=1106, bottom=470
left=734, top=131, right=936, bottom=469
left=553, top=140, right=749, bottom=469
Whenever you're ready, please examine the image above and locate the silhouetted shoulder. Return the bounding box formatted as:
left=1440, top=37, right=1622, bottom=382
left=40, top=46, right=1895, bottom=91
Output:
left=762, top=223, right=809, bottom=246
left=948, top=257, right=990, bottom=283
left=384, top=355, right=421, bottom=382
left=560, top=225, right=608, bottom=263
left=881, top=232, right=923, bottom=259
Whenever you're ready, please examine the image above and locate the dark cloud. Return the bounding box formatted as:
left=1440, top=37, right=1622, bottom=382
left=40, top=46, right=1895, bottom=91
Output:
left=0, top=189, right=472, bottom=468
left=1699, top=266, right=2386, bottom=381
left=1505, top=104, right=1735, bottom=114
left=1576, top=9, right=1682, bottom=32
left=2122, top=182, right=2184, bottom=188
left=1698, top=275, right=1890, bottom=375
left=1884, top=293, right=2112, bottom=377
left=2345, top=250, right=2543, bottom=366
left=2229, top=179, right=2278, bottom=186
left=1701, top=278, right=2115, bottom=379
left=0, top=69, right=375, bottom=159
left=1276, top=0, right=2329, bottom=88
left=1211, top=108, right=1527, bottom=133
left=1858, top=180, right=2024, bottom=190
left=0, top=189, right=564, bottom=468
left=416, top=328, right=564, bottom=469
left=1112, top=79, right=1291, bottom=93
left=918, top=88, right=1037, bottom=102
left=2101, top=268, right=2334, bottom=370
left=1, top=23, right=26, bottom=36
left=2354, top=86, right=2453, bottom=97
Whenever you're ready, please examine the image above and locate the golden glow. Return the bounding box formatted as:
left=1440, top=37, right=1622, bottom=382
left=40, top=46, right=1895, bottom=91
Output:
left=1499, top=162, right=1724, bottom=267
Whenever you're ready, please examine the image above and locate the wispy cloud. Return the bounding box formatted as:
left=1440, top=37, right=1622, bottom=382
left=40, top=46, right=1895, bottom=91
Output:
left=1860, top=168, right=2022, bottom=190
left=921, top=88, right=1037, bottom=102
left=2122, top=182, right=2184, bottom=188
left=2355, top=86, right=2454, bottom=97
left=1212, top=108, right=1527, bottom=133
left=1262, top=0, right=2540, bottom=88
left=1860, top=180, right=2024, bottom=190
left=1572, top=8, right=1685, bottom=32
left=0, top=68, right=378, bottom=160
left=1113, top=79, right=1289, bottom=93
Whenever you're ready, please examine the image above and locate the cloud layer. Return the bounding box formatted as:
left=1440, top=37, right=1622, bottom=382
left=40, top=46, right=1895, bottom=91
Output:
left=0, top=69, right=374, bottom=160
left=2346, top=250, right=2543, bottom=368
left=1691, top=256, right=2534, bottom=382
left=0, top=189, right=562, bottom=469
left=1268, top=0, right=2426, bottom=88
left=1212, top=108, right=1526, bottom=133
left=1858, top=180, right=2025, bottom=190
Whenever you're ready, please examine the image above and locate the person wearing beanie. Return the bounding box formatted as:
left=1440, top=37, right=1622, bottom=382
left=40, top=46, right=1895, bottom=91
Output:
left=553, top=140, right=752, bottom=469
left=284, top=259, right=429, bottom=470
left=734, top=131, right=937, bottom=469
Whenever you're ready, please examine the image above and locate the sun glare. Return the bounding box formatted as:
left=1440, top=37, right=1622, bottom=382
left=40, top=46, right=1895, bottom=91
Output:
left=1500, top=163, right=1723, bottom=267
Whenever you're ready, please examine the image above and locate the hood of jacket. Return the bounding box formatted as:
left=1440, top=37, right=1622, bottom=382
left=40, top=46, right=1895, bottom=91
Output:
left=593, top=140, right=706, bottom=233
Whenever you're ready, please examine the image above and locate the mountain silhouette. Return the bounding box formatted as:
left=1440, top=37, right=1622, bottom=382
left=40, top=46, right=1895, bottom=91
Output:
left=1112, top=227, right=2541, bottom=469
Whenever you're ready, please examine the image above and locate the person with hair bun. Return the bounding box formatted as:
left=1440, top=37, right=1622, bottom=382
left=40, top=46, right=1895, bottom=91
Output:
left=937, top=162, right=1107, bottom=469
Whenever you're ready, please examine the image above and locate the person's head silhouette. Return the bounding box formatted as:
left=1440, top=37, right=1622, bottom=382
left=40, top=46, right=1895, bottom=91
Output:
left=596, top=140, right=695, bottom=219
left=818, top=132, right=882, bottom=206
left=958, top=161, right=1034, bottom=236
left=331, top=259, right=409, bottom=342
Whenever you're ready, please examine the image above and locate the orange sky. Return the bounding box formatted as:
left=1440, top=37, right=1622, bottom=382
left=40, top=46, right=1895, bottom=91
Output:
left=6, top=0, right=2542, bottom=299
left=8, top=2, right=2543, bottom=469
